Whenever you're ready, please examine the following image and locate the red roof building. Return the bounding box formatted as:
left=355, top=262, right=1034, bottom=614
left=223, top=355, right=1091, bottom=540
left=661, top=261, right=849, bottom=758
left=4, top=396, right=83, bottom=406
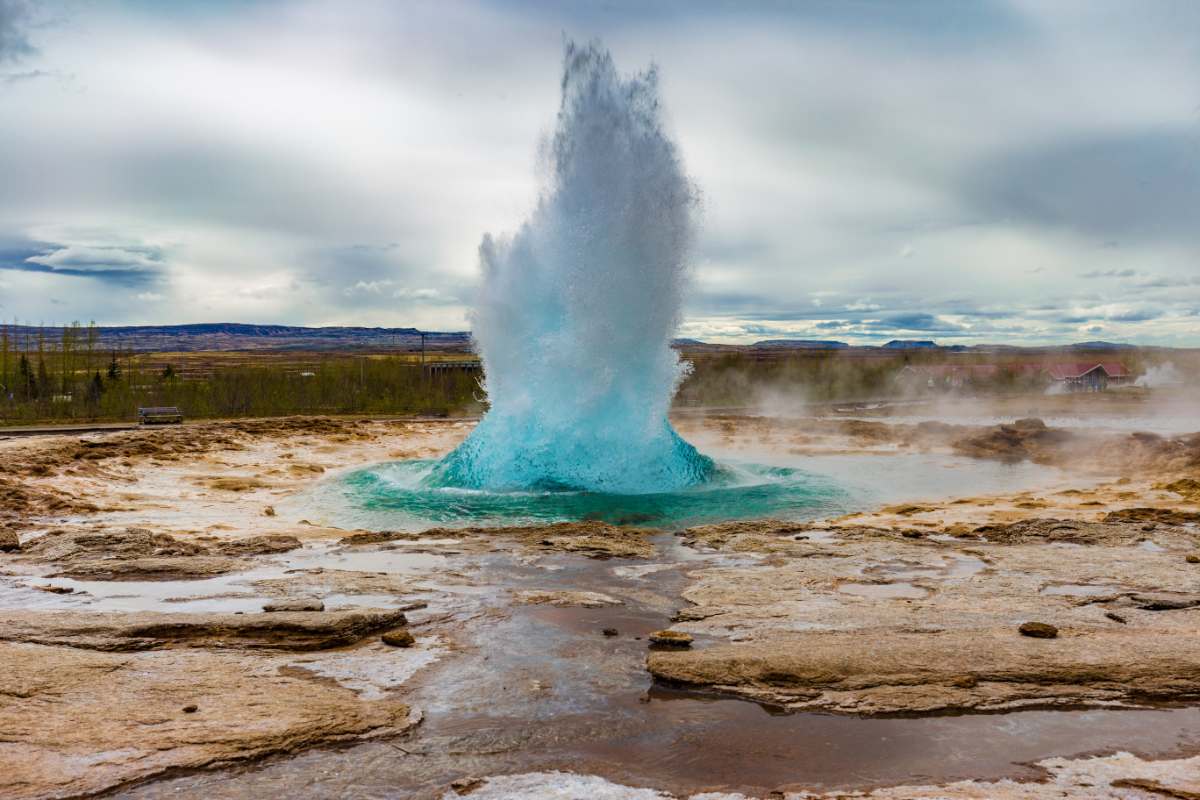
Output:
left=1043, top=362, right=1132, bottom=391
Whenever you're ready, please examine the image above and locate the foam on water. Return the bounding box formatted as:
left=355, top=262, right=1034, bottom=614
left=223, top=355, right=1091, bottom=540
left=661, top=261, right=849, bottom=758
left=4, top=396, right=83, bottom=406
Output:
left=430, top=41, right=712, bottom=494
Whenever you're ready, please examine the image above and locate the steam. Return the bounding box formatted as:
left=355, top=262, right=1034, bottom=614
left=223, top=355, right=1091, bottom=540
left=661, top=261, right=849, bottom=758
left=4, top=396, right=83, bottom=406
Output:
left=430, top=41, right=713, bottom=493
left=1136, top=363, right=1184, bottom=388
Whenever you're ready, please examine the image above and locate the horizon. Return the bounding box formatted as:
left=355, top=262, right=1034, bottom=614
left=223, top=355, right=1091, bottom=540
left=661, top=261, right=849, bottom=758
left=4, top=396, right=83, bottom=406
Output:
left=3, top=319, right=1195, bottom=352
left=2, top=1, right=1199, bottom=346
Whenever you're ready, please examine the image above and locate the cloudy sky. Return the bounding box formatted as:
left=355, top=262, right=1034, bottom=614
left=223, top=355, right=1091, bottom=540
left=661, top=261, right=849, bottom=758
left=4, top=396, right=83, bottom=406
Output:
left=1, top=0, right=1197, bottom=344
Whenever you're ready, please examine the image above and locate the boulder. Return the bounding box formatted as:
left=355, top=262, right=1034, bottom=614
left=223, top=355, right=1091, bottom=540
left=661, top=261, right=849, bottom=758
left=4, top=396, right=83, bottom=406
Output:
left=1019, top=621, right=1059, bottom=639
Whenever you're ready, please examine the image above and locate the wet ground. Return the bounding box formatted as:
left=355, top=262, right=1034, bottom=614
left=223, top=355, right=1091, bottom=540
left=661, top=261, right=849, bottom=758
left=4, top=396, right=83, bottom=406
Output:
left=111, top=535, right=1200, bottom=799
left=3, top=410, right=1200, bottom=798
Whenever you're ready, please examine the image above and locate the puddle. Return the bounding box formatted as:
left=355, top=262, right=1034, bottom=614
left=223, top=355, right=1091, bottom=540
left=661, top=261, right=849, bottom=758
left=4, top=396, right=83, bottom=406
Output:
left=283, top=545, right=448, bottom=574
left=0, top=542, right=452, bottom=615
left=838, top=582, right=928, bottom=600
left=862, top=555, right=985, bottom=582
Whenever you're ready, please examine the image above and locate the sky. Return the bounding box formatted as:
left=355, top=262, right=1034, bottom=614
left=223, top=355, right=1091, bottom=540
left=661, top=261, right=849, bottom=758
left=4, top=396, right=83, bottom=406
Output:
left=0, top=0, right=1197, bottom=345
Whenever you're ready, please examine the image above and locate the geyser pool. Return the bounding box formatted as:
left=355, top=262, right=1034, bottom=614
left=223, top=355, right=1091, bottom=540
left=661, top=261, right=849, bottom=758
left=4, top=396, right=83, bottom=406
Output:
left=430, top=41, right=712, bottom=495
left=332, top=459, right=849, bottom=529
left=352, top=42, right=851, bottom=525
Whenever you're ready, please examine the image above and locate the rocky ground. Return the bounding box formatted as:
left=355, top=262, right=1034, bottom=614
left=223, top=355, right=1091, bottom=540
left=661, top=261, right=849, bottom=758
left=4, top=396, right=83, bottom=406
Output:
left=1, top=404, right=1199, bottom=799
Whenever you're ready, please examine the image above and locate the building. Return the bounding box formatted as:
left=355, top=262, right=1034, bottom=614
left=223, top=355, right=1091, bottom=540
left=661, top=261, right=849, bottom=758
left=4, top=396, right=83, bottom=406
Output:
left=1043, top=362, right=1132, bottom=392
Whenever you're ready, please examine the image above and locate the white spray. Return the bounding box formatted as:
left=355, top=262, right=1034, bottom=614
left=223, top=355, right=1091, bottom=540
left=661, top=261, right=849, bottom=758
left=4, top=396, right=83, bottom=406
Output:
left=430, top=41, right=713, bottom=493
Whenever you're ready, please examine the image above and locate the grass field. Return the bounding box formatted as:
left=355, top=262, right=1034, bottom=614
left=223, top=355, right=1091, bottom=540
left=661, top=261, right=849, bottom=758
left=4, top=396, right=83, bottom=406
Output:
left=3, top=323, right=1197, bottom=426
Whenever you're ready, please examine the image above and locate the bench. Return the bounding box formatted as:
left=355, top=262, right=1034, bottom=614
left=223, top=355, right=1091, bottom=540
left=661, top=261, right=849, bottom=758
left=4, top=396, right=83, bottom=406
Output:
left=137, top=407, right=184, bottom=425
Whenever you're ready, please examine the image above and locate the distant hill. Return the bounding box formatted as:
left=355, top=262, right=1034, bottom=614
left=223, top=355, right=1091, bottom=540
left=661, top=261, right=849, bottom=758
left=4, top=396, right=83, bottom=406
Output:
left=0, top=323, right=1176, bottom=357
left=751, top=339, right=849, bottom=350
left=1065, top=341, right=1140, bottom=351
left=0, top=323, right=472, bottom=353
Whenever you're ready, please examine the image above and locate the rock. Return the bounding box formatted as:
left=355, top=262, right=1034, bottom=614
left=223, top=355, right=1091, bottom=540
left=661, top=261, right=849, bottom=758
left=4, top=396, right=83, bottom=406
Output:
left=1105, top=612, right=1127, bottom=624
left=602, top=628, right=619, bottom=637
left=952, top=421, right=1074, bottom=463
left=53, top=555, right=242, bottom=581
left=1105, top=508, right=1200, bottom=525
left=339, top=530, right=418, bottom=546
left=22, top=527, right=245, bottom=581
left=1187, top=554, right=1200, bottom=564
left=0, top=527, right=19, bottom=552
left=340, top=521, right=659, bottom=559
left=203, top=476, right=273, bottom=492
left=0, top=608, right=408, bottom=651
left=1019, top=621, right=1059, bottom=639
left=22, top=526, right=207, bottom=562
left=513, top=589, right=622, bottom=608
left=0, top=640, right=415, bottom=800
left=649, top=630, right=693, bottom=649
left=22, top=528, right=303, bottom=581
left=381, top=629, right=415, bottom=648
left=263, top=506, right=276, bottom=517
left=34, top=584, right=73, bottom=594
left=971, top=518, right=1141, bottom=546
left=647, top=628, right=1200, bottom=714
left=450, top=776, right=485, bottom=795
left=884, top=505, right=935, bottom=517
left=262, top=600, right=325, bottom=613
left=217, top=534, right=302, bottom=556
left=1133, top=592, right=1200, bottom=611
left=182, top=704, right=198, bottom=713
left=1160, top=477, right=1200, bottom=501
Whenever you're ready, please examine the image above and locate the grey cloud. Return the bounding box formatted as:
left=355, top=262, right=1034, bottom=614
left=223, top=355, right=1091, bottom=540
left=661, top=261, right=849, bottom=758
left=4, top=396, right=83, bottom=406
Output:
left=0, top=238, right=165, bottom=286
left=699, top=234, right=770, bottom=264
left=498, top=0, right=1029, bottom=50
left=866, top=312, right=964, bottom=332
left=1106, top=308, right=1164, bottom=323
left=1081, top=269, right=1137, bottom=279
left=0, top=0, right=34, bottom=63
left=967, top=130, right=1200, bottom=245
left=944, top=307, right=1013, bottom=319
left=1131, top=275, right=1200, bottom=289
left=310, top=243, right=467, bottom=310
left=1, top=67, right=46, bottom=84
left=26, top=244, right=165, bottom=272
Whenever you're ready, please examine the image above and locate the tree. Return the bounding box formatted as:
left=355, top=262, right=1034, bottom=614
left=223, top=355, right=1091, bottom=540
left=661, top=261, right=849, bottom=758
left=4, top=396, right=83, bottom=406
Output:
left=36, top=355, right=49, bottom=398
left=107, top=353, right=121, bottom=382
left=17, top=354, right=34, bottom=400
left=161, top=364, right=177, bottom=381
left=86, top=371, right=104, bottom=409
left=0, top=324, right=8, bottom=397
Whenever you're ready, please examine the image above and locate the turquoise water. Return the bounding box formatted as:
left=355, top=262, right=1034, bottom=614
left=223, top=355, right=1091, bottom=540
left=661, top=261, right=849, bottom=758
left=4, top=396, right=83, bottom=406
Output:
left=329, top=459, right=851, bottom=530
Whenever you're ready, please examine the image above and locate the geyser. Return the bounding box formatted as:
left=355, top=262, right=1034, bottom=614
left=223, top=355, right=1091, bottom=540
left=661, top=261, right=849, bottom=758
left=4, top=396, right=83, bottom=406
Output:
left=430, top=41, right=713, bottom=494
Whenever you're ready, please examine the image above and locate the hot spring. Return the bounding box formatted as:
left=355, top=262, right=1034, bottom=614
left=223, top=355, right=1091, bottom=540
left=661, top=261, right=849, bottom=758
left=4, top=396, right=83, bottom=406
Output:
left=326, top=41, right=851, bottom=527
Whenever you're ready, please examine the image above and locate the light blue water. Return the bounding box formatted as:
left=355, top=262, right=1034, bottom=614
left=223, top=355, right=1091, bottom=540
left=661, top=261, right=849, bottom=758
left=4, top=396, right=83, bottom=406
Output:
left=432, top=41, right=712, bottom=494
left=334, top=458, right=850, bottom=529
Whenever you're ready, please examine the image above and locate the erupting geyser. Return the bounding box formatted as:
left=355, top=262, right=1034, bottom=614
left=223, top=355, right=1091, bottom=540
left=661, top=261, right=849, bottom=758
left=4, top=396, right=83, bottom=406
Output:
left=430, top=41, right=714, bottom=494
